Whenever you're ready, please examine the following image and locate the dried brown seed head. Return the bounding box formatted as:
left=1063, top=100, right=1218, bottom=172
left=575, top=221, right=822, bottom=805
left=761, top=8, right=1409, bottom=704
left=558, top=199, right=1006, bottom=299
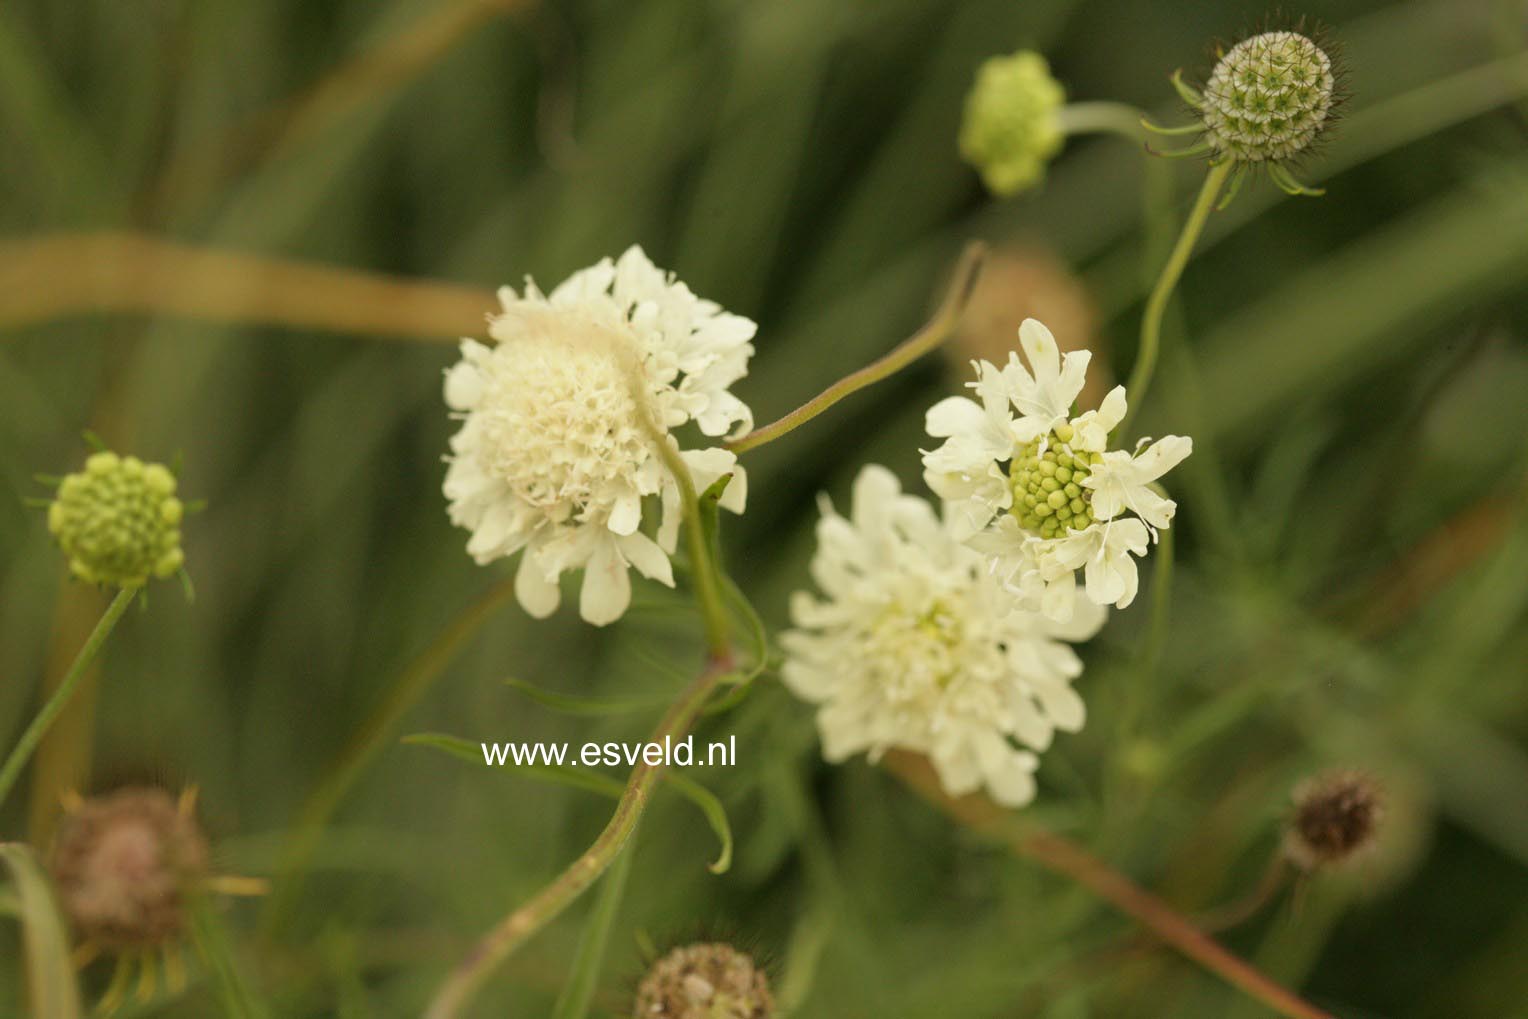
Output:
left=49, top=787, right=209, bottom=951
left=1286, top=769, right=1383, bottom=869
left=633, top=942, right=773, bottom=1019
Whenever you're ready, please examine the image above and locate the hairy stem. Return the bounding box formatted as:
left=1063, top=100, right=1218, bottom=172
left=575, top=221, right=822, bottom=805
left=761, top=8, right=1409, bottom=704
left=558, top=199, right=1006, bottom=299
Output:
left=726, top=242, right=986, bottom=456
left=1119, top=160, right=1231, bottom=438
left=0, top=587, right=135, bottom=810
left=424, top=656, right=734, bottom=1019
left=885, top=752, right=1333, bottom=1019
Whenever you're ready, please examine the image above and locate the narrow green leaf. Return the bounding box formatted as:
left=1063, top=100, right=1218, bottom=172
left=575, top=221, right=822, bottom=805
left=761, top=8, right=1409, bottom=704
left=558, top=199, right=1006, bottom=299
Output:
left=504, top=677, right=668, bottom=717
left=551, top=827, right=637, bottom=1019
left=664, top=775, right=733, bottom=874
left=0, top=842, right=82, bottom=1019
left=402, top=733, right=624, bottom=799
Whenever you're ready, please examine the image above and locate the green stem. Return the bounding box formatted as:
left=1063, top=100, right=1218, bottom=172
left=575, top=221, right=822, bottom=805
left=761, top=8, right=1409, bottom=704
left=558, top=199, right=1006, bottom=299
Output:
left=424, top=657, right=734, bottom=1019
left=726, top=242, right=985, bottom=456
left=651, top=436, right=731, bottom=660
left=0, top=587, right=135, bottom=810
left=1056, top=101, right=1147, bottom=143
left=1119, top=160, right=1231, bottom=439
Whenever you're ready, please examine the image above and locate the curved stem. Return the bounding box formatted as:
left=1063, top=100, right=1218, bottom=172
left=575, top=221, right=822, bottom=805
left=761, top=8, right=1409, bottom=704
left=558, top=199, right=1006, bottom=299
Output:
left=1057, top=101, right=1148, bottom=143
left=726, top=242, right=985, bottom=456
left=886, top=752, right=1333, bottom=1019
left=0, top=587, right=135, bottom=810
left=424, top=656, right=734, bottom=1019
left=1119, top=160, right=1231, bottom=439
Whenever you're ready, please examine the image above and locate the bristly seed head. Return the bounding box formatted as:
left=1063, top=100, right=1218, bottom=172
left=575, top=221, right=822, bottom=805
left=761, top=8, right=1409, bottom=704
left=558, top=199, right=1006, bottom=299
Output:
left=633, top=942, right=773, bottom=1019
left=1201, top=30, right=1335, bottom=163
left=49, top=787, right=210, bottom=951
left=1285, top=770, right=1384, bottom=869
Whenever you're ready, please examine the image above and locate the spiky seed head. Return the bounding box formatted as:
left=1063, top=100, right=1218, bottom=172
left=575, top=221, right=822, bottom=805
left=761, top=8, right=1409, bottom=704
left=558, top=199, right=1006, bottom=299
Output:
left=1285, top=770, right=1384, bottom=869
left=49, top=787, right=210, bottom=951
left=1200, top=31, right=1335, bottom=163
left=959, top=51, right=1066, bottom=196
left=47, top=450, right=185, bottom=588
left=633, top=942, right=773, bottom=1019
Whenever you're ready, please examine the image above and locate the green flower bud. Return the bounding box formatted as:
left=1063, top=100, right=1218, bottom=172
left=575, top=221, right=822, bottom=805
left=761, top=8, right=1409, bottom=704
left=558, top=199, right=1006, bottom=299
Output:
left=959, top=51, right=1066, bottom=196
left=47, top=448, right=186, bottom=588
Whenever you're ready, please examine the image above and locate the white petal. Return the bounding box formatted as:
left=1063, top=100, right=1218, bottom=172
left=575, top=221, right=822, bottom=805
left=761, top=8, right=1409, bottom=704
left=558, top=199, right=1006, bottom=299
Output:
left=618, top=531, right=674, bottom=587
left=1018, top=319, right=1061, bottom=384
left=608, top=492, right=642, bottom=536
left=443, top=360, right=483, bottom=410
left=925, top=396, right=986, bottom=438
left=579, top=536, right=632, bottom=625
left=515, top=551, right=560, bottom=618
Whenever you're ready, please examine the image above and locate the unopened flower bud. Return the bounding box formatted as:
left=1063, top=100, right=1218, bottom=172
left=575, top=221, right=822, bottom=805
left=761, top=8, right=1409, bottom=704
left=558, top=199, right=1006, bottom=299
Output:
left=47, top=449, right=186, bottom=588
left=959, top=51, right=1066, bottom=196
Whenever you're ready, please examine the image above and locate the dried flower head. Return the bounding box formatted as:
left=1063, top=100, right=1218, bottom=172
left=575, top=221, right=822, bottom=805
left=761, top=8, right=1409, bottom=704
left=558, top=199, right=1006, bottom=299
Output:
left=47, top=450, right=185, bottom=588
left=50, top=787, right=207, bottom=952
left=49, top=786, right=266, bottom=1012
left=443, top=246, right=755, bottom=626
left=1285, top=770, right=1384, bottom=869
left=959, top=51, right=1066, bottom=196
left=633, top=942, right=773, bottom=1019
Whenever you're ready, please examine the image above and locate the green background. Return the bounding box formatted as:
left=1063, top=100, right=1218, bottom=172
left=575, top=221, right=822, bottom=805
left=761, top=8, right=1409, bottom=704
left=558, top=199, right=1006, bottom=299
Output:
left=2, top=0, right=1527, bottom=1015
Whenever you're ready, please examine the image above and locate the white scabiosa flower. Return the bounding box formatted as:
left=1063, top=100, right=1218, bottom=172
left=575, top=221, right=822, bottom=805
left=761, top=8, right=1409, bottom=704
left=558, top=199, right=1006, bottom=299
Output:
left=922, top=318, right=1191, bottom=623
left=782, top=465, right=1105, bottom=807
left=443, top=247, right=755, bottom=626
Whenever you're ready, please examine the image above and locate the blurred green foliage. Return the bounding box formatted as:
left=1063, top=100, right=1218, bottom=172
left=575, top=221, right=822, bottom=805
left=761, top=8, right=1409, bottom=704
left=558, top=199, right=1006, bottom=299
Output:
left=2, top=0, right=1527, bottom=1016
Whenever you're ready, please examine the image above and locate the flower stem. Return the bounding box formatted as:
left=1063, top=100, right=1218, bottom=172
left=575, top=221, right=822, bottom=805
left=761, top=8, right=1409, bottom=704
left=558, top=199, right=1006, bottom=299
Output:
left=0, top=587, right=135, bottom=810
left=1056, top=101, right=1147, bottom=143
left=424, top=656, right=735, bottom=1019
left=650, top=436, right=731, bottom=659
left=885, top=751, right=1333, bottom=1019
left=726, top=241, right=986, bottom=456
left=1119, top=160, right=1231, bottom=439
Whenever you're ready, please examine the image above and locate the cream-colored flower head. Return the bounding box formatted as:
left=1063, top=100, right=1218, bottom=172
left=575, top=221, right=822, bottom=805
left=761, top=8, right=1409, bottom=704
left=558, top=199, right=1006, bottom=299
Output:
left=922, top=318, right=1191, bottom=623
left=782, top=465, right=1105, bottom=807
left=443, top=246, right=755, bottom=626
left=959, top=51, right=1066, bottom=196
left=1201, top=31, right=1335, bottom=164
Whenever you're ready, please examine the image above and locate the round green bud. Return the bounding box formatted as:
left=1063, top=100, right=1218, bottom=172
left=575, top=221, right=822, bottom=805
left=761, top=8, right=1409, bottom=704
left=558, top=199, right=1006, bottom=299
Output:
left=48, top=449, right=187, bottom=588
left=959, top=51, right=1066, bottom=197
left=1202, top=31, right=1335, bottom=163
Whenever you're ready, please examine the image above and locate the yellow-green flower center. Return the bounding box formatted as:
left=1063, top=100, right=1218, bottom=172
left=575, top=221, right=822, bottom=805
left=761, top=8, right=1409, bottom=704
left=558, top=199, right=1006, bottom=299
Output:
left=1008, top=428, right=1102, bottom=538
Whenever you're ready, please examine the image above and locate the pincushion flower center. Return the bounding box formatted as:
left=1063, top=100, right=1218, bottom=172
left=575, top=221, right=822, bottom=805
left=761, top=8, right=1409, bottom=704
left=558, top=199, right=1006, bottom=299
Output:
left=474, top=311, right=652, bottom=521
left=1007, top=426, right=1102, bottom=537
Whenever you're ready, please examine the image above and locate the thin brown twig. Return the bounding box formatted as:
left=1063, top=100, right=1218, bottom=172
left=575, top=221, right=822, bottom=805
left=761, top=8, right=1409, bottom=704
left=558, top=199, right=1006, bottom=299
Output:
left=884, top=751, right=1334, bottom=1019
left=0, top=232, right=492, bottom=341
